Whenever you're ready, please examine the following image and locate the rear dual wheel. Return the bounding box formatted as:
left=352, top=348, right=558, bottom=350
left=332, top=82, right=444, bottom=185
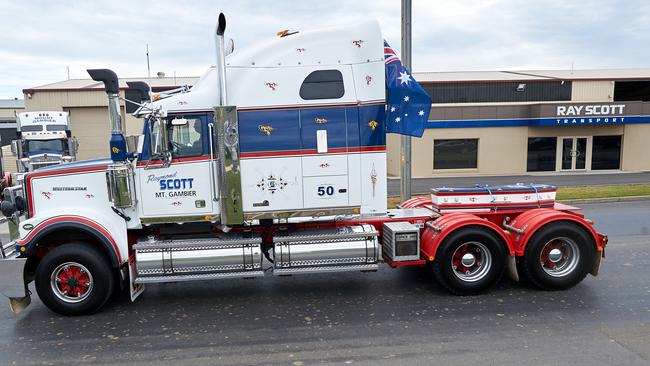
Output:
left=519, top=222, right=595, bottom=290
left=431, top=227, right=506, bottom=295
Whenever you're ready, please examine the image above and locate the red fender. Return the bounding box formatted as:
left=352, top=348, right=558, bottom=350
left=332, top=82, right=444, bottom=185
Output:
left=507, top=208, right=604, bottom=256
left=421, top=212, right=515, bottom=261
left=400, top=196, right=430, bottom=208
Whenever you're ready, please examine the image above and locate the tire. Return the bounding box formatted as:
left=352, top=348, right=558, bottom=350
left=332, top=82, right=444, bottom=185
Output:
left=431, top=226, right=506, bottom=295
left=35, top=243, right=115, bottom=315
left=519, top=221, right=595, bottom=291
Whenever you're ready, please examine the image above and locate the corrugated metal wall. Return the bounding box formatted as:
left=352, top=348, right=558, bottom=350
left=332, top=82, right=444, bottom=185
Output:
left=422, top=81, right=572, bottom=104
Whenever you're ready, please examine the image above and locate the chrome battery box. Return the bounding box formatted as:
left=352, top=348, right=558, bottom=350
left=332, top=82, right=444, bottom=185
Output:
left=382, top=222, right=420, bottom=261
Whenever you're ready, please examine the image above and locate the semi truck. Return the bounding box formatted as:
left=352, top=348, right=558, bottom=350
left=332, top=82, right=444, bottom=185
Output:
left=12, top=111, right=77, bottom=172
left=0, top=14, right=607, bottom=315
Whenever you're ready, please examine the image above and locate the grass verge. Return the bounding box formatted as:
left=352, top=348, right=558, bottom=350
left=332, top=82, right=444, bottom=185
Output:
left=388, top=183, right=650, bottom=208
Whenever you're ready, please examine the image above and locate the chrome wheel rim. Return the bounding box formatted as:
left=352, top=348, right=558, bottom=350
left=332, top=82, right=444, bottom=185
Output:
left=540, top=237, right=580, bottom=277
left=50, top=262, right=94, bottom=303
left=451, top=241, right=492, bottom=282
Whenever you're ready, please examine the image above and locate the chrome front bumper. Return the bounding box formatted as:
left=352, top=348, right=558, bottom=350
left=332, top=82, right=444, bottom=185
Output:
left=0, top=240, right=30, bottom=313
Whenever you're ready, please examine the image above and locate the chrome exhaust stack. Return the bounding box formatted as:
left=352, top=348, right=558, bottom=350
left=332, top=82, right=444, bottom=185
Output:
left=215, top=13, right=228, bottom=106
left=87, top=69, right=128, bottom=162
left=212, top=13, right=244, bottom=226
left=88, top=69, right=136, bottom=209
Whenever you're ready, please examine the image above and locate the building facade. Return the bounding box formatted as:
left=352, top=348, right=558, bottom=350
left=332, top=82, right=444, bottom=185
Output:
left=0, top=99, right=23, bottom=146
left=387, top=68, right=650, bottom=177
left=21, top=68, right=650, bottom=177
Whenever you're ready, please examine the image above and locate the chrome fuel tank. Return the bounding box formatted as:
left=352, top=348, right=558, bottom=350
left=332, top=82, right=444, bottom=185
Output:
left=134, top=234, right=262, bottom=276
left=272, top=224, right=379, bottom=272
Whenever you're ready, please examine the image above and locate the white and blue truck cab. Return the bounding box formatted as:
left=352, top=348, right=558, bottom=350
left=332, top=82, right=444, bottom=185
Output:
left=12, top=111, right=78, bottom=172
left=0, top=14, right=606, bottom=316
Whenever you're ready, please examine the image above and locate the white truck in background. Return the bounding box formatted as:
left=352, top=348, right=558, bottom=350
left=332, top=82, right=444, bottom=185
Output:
left=12, top=111, right=78, bottom=172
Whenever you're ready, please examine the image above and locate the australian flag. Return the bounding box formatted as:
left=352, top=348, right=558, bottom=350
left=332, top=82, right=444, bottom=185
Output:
left=384, top=41, right=431, bottom=137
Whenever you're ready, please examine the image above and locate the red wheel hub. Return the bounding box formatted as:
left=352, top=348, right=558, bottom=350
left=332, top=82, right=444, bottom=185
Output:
left=56, top=265, right=91, bottom=297
left=453, top=246, right=470, bottom=271
left=541, top=240, right=563, bottom=269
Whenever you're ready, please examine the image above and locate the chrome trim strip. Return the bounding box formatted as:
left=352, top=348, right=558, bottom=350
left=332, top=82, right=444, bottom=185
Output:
left=244, top=206, right=359, bottom=220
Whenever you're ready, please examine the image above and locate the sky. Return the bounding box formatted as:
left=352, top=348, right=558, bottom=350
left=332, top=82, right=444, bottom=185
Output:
left=1, top=0, right=649, bottom=99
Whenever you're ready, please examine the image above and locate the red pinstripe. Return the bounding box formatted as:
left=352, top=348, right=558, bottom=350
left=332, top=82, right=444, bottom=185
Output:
left=17, top=215, right=122, bottom=262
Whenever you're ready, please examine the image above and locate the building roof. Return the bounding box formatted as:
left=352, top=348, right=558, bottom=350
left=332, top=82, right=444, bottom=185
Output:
left=413, top=68, right=650, bottom=83
left=0, top=99, right=25, bottom=109
left=23, top=76, right=199, bottom=94
left=22, top=67, right=650, bottom=94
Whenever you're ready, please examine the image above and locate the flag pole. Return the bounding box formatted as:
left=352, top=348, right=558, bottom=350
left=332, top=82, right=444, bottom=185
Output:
left=400, top=0, right=413, bottom=203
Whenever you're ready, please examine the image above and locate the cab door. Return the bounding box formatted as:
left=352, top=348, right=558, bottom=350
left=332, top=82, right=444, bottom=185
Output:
left=137, top=115, right=217, bottom=219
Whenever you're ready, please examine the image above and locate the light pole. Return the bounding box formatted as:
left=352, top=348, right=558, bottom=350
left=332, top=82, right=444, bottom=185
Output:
left=400, top=0, right=412, bottom=203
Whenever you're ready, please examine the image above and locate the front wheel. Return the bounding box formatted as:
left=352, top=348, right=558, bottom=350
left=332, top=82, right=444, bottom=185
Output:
left=519, top=222, right=595, bottom=290
left=35, top=243, right=115, bottom=315
left=431, top=227, right=506, bottom=295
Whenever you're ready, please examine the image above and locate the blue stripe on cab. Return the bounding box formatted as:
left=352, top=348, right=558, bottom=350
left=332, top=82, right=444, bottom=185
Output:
left=359, top=104, right=386, bottom=147
left=300, top=107, right=346, bottom=150
left=238, top=109, right=301, bottom=152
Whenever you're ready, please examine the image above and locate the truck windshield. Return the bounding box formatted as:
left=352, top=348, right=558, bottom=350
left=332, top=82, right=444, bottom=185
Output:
left=26, top=139, right=65, bottom=153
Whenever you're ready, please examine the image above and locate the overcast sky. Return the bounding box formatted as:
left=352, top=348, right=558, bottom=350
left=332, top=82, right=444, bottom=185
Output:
left=1, top=0, right=648, bottom=99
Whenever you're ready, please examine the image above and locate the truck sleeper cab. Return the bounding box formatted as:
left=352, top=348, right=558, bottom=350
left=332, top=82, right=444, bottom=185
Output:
left=0, top=15, right=607, bottom=316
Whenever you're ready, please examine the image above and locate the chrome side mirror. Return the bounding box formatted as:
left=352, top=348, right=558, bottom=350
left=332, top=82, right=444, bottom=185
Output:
left=148, top=117, right=171, bottom=167
left=125, top=135, right=140, bottom=154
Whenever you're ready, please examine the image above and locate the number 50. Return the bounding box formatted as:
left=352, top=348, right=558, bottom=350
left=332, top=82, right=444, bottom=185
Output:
left=317, top=185, right=334, bottom=196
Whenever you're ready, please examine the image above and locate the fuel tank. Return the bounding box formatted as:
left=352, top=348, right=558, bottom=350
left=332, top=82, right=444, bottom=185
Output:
left=272, top=224, right=379, bottom=274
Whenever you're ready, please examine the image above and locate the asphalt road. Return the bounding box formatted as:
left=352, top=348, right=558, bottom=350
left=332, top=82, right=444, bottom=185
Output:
left=387, top=171, right=650, bottom=195
left=1, top=201, right=649, bottom=365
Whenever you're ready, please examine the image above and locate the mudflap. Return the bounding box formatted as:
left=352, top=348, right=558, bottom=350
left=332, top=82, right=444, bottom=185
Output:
left=506, top=256, right=519, bottom=282
left=9, top=294, right=31, bottom=314
left=128, top=255, right=144, bottom=301
left=590, top=250, right=603, bottom=276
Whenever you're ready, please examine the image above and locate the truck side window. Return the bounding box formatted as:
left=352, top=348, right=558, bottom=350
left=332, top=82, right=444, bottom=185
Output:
left=167, top=118, right=203, bottom=158
left=299, top=70, right=344, bottom=100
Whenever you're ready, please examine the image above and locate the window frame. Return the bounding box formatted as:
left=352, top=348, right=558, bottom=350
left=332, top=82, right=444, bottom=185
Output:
left=433, top=138, right=479, bottom=170
left=299, top=69, right=345, bottom=100
left=164, top=117, right=205, bottom=159
left=526, top=136, right=558, bottom=172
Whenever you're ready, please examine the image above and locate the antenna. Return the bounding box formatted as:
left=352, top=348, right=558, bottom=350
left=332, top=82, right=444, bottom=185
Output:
left=146, top=44, right=151, bottom=78
left=66, top=66, right=70, bottom=80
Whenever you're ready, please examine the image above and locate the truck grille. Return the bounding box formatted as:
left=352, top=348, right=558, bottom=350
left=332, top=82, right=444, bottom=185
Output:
left=31, top=156, right=61, bottom=163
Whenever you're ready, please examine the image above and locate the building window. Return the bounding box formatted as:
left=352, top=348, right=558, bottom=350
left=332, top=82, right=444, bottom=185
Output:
left=299, top=70, right=344, bottom=100
left=614, top=81, right=650, bottom=101
left=592, top=135, right=622, bottom=170
left=527, top=137, right=557, bottom=172
left=433, top=139, right=478, bottom=170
